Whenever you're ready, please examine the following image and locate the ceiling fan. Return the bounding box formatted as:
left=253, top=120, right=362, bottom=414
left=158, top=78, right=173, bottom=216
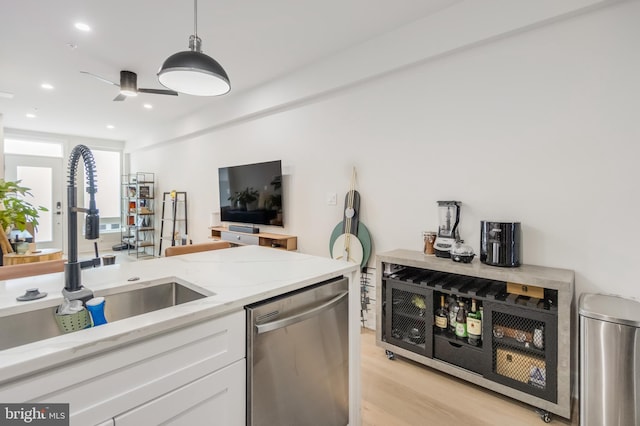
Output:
left=81, top=70, right=178, bottom=101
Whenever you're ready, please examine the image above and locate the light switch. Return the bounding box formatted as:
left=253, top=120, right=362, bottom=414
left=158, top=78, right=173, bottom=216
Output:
left=327, top=192, right=337, bottom=206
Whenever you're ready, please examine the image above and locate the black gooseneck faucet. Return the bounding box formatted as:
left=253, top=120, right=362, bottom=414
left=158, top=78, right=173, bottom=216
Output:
left=62, top=144, right=100, bottom=302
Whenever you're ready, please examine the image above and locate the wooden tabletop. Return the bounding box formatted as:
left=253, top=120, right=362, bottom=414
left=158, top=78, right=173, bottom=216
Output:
left=3, top=248, right=63, bottom=265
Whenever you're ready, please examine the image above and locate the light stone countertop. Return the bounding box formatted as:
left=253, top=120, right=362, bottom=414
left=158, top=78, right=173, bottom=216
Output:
left=377, top=249, right=574, bottom=290
left=0, top=245, right=358, bottom=384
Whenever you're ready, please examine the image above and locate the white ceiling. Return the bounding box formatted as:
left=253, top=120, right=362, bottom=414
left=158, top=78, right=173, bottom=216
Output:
left=0, top=0, right=458, bottom=143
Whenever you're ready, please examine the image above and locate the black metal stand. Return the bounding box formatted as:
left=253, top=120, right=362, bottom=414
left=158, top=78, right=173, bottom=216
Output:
left=158, top=191, right=188, bottom=256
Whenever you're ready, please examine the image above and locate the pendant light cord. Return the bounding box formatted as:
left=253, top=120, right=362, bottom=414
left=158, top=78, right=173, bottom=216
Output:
left=194, top=0, right=198, bottom=39
left=157, top=0, right=230, bottom=96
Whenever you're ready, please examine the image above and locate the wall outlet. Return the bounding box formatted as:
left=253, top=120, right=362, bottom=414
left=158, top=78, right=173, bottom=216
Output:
left=327, top=192, right=337, bottom=206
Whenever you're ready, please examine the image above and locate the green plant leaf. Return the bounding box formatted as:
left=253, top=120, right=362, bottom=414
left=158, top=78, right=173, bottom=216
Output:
left=0, top=179, right=48, bottom=232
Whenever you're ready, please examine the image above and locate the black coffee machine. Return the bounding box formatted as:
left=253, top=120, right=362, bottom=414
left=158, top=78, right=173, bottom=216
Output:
left=480, top=221, right=521, bottom=267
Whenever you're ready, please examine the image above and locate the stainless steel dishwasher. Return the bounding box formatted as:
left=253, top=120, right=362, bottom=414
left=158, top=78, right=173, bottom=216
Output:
left=247, top=276, right=349, bottom=426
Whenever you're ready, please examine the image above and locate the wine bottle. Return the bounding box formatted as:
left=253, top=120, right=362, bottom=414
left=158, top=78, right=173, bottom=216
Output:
left=455, top=301, right=468, bottom=339
left=434, top=295, right=448, bottom=334
left=467, top=299, right=482, bottom=346
left=447, top=296, right=458, bottom=334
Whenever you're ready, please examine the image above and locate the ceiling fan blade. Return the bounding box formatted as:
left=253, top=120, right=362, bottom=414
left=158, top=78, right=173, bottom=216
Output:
left=80, top=71, right=119, bottom=86
left=138, top=88, right=179, bottom=96
left=113, top=93, right=127, bottom=101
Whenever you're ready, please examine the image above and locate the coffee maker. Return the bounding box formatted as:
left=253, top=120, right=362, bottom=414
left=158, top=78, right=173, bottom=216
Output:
left=434, top=201, right=461, bottom=258
left=480, top=221, right=521, bottom=267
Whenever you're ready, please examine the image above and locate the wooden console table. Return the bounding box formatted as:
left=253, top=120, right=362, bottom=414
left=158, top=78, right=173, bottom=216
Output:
left=3, top=248, right=63, bottom=266
left=209, top=227, right=297, bottom=251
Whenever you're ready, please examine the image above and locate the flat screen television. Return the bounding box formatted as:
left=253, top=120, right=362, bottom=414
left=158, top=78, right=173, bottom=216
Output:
left=218, top=160, right=283, bottom=227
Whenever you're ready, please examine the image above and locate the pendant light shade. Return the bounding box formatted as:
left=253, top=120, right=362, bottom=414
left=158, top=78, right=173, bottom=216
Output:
left=157, top=0, right=230, bottom=96
left=158, top=46, right=230, bottom=96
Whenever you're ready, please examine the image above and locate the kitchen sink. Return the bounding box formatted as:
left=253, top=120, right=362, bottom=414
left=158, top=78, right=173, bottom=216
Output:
left=0, top=281, right=210, bottom=351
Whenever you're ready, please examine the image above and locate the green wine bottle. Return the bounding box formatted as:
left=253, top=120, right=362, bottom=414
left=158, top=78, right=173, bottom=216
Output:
left=467, top=299, right=482, bottom=346
left=455, top=301, right=468, bottom=339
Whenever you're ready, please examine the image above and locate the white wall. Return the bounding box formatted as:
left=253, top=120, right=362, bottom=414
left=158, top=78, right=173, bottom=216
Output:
left=130, top=1, right=640, bottom=305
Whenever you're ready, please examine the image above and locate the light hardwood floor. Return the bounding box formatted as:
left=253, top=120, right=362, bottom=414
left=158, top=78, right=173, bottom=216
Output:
left=360, top=328, right=576, bottom=426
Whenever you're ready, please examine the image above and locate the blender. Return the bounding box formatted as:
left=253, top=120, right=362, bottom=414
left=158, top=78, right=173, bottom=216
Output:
left=434, top=201, right=461, bottom=258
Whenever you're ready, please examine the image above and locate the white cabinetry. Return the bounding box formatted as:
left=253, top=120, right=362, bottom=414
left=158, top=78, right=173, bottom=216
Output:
left=0, top=311, right=245, bottom=426
left=114, top=359, right=245, bottom=426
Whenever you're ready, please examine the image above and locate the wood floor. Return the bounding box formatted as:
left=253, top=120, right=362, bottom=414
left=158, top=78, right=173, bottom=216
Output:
left=360, top=328, right=576, bottom=426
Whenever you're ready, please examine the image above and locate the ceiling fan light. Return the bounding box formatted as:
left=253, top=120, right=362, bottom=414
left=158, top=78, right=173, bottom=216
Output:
left=158, top=50, right=230, bottom=96
left=120, top=70, right=138, bottom=97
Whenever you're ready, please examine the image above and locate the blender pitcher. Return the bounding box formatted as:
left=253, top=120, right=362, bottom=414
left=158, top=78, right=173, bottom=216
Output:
left=434, top=201, right=461, bottom=258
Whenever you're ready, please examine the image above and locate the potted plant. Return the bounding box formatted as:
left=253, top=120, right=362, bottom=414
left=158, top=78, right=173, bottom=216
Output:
left=266, top=193, right=282, bottom=211
left=266, top=176, right=282, bottom=211
left=228, top=187, right=259, bottom=210
left=0, top=179, right=48, bottom=253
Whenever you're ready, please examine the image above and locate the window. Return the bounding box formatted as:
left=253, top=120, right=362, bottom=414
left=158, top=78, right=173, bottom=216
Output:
left=3, top=136, right=124, bottom=239
left=4, top=139, right=63, bottom=157
left=3, top=137, right=63, bottom=243
left=83, top=149, right=122, bottom=233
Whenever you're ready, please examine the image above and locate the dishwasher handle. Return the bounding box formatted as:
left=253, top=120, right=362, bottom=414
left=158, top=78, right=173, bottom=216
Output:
left=255, top=291, right=348, bottom=334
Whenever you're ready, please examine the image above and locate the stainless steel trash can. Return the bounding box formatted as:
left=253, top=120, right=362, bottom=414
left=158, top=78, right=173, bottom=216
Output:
left=579, top=293, right=640, bottom=426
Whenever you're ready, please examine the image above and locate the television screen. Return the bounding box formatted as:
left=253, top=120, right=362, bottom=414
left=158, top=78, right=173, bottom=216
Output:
left=218, top=160, right=283, bottom=227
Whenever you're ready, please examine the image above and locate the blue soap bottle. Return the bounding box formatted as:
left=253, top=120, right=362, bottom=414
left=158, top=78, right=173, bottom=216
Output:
left=86, top=296, right=108, bottom=326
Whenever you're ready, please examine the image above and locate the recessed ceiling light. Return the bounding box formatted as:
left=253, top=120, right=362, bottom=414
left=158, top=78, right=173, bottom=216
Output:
left=26, top=113, right=37, bottom=118
left=74, top=22, right=91, bottom=32
left=143, top=103, right=153, bottom=109
left=41, top=83, right=54, bottom=90
left=106, top=124, right=115, bottom=129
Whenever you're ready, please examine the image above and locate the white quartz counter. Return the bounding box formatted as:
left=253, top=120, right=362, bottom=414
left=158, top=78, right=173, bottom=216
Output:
left=0, top=246, right=358, bottom=384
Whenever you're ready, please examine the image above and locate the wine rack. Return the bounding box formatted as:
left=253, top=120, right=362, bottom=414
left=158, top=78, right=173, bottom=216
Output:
left=432, top=288, right=486, bottom=375
left=376, top=249, right=573, bottom=421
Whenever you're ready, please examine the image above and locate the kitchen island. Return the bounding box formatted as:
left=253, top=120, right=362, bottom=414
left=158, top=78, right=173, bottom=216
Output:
left=0, top=246, right=359, bottom=425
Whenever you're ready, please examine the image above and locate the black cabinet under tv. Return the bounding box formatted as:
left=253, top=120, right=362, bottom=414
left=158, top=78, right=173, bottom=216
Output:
left=376, top=249, right=574, bottom=422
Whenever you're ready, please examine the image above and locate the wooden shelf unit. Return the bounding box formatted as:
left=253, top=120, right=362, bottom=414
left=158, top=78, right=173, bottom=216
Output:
left=209, top=226, right=297, bottom=251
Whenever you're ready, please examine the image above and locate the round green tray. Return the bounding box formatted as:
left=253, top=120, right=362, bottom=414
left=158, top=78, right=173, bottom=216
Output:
left=329, top=222, right=372, bottom=269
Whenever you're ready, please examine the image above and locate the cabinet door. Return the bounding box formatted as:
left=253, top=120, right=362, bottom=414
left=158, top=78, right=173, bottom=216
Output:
left=114, top=359, right=245, bottom=426
left=2, top=311, right=245, bottom=425
left=483, top=301, right=557, bottom=403
left=383, top=279, right=433, bottom=357
left=221, top=231, right=259, bottom=246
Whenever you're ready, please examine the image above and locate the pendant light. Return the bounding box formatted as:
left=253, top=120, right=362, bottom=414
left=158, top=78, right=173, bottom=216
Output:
left=158, top=0, right=230, bottom=96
